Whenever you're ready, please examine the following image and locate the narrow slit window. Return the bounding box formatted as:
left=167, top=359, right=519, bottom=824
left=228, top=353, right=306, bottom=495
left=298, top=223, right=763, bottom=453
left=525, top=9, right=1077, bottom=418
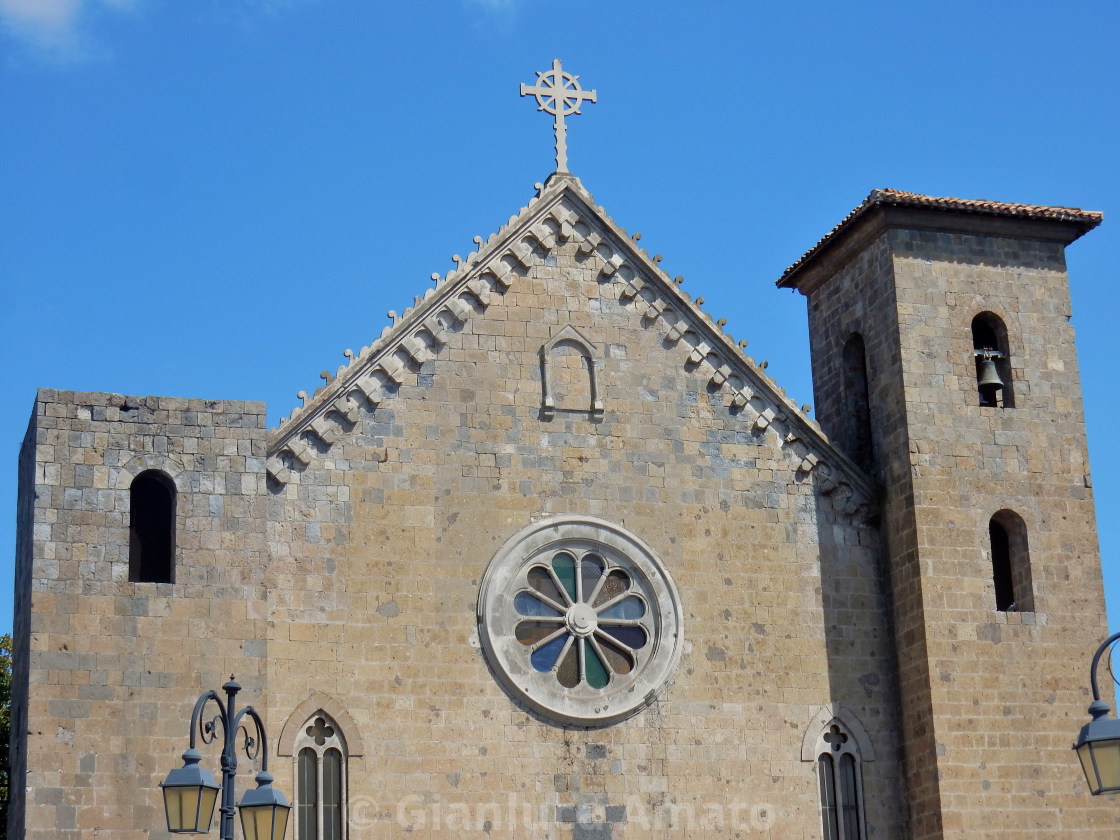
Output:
left=323, top=748, right=343, bottom=840
left=840, top=333, right=874, bottom=472
left=838, top=754, right=861, bottom=840
left=818, top=753, right=839, bottom=840
left=972, top=314, right=1014, bottom=408
left=989, top=511, right=1033, bottom=612
left=297, top=748, right=318, bottom=840
left=128, top=470, right=176, bottom=583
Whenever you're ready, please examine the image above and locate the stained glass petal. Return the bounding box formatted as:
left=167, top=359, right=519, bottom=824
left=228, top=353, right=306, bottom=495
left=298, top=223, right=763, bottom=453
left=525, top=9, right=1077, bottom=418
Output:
left=556, top=640, right=579, bottom=687
left=592, top=570, right=630, bottom=607
left=516, top=621, right=563, bottom=646
left=579, top=553, right=605, bottom=601
left=515, top=591, right=561, bottom=617
left=598, top=596, right=646, bottom=620
left=527, top=566, right=564, bottom=604
left=584, top=639, right=609, bottom=688
left=531, top=633, right=568, bottom=672
left=552, top=552, right=577, bottom=602
left=596, top=636, right=635, bottom=674
left=599, top=624, right=647, bottom=650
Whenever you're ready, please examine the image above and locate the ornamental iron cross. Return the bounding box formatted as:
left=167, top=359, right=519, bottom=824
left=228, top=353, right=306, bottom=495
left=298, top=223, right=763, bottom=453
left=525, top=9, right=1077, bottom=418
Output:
left=520, top=58, right=597, bottom=174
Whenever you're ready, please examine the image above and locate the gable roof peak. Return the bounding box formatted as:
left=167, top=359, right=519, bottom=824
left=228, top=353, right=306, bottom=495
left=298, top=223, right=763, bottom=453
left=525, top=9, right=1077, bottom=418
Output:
left=264, top=175, right=878, bottom=520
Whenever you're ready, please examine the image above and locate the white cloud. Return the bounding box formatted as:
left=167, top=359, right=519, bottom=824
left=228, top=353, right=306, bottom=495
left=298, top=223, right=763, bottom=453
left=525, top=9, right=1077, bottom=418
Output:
left=465, top=0, right=522, bottom=31
left=0, top=0, right=138, bottom=55
left=467, top=0, right=521, bottom=9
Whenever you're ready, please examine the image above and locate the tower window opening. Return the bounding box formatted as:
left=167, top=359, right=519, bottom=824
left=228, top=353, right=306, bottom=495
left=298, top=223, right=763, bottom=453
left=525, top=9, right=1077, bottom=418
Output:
left=840, top=333, right=874, bottom=473
left=972, top=314, right=1014, bottom=408
left=989, top=511, right=1032, bottom=612
left=128, top=470, right=176, bottom=583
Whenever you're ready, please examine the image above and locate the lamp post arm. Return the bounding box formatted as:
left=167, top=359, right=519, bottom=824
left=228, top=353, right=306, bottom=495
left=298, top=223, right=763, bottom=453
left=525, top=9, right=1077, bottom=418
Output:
left=162, top=678, right=289, bottom=840
left=1088, top=631, right=1120, bottom=701
left=232, top=705, right=272, bottom=772
left=186, top=689, right=225, bottom=751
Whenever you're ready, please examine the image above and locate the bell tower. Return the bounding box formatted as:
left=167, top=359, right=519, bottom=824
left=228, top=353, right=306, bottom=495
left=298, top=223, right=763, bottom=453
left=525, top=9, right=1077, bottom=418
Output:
left=779, top=190, right=1116, bottom=838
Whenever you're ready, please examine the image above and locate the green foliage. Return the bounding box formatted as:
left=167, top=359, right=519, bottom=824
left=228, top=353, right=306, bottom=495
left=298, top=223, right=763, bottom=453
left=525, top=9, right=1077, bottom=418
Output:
left=0, top=631, right=9, bottom=757
left=1, top=631, right=10, bottom=839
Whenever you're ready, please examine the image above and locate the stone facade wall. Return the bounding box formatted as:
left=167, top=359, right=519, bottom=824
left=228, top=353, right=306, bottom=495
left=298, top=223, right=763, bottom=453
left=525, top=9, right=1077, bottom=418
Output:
left=802, top=219, right=1117, bottom=839
left=11, top=392, right=270, bottom=840
left=261, top=228, right=907, bottom=840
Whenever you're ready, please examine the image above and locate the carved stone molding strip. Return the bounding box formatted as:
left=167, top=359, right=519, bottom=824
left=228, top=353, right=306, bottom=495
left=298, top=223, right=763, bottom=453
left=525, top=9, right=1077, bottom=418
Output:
left=266, top=188, right=583, bottom=485
left=565, top=187, right=878, bottom=519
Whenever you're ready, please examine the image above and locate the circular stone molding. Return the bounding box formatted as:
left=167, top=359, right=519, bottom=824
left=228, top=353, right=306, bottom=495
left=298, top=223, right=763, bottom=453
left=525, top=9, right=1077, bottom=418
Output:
left=477, top=516, right=684, bottom=726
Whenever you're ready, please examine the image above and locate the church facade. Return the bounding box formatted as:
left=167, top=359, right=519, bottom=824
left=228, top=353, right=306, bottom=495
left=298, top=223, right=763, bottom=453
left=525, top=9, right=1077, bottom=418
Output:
left=9, top=169, right=1117, bottom=839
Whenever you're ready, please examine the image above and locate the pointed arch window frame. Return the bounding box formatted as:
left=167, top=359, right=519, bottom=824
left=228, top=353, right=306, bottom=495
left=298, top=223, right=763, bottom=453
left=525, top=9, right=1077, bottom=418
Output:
left=539, top=324, right=604, bottom=419
left=294, top=714, right=346, bottom=840
left=802, top=704, right=873, bottom=840
left=278, top=696, right=365, bottom=840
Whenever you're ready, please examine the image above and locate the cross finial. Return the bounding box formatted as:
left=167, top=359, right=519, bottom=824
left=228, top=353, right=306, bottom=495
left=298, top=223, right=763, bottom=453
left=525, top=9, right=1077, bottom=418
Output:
left=520, top=58, right=597, bottom=174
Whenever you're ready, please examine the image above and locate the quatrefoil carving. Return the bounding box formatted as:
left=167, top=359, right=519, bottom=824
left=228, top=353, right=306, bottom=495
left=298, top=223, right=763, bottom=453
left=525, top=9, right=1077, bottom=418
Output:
left=306, top=716, right=335, bottom=746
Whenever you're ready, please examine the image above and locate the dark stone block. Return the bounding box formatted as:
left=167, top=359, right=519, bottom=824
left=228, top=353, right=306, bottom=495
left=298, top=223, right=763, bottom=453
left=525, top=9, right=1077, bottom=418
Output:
left=573, top=823, right=611, bottom=840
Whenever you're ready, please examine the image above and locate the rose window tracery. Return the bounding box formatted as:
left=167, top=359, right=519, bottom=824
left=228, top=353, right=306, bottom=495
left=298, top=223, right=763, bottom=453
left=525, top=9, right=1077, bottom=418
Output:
left=478, top=516, right=683, bottom=726
left=514, top=551, right=649, bottom=688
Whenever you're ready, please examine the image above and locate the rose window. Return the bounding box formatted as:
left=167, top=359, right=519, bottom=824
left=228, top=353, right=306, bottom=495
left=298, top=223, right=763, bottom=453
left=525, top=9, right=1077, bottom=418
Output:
left=515, top=551, right=649, bottom=688
left=478, top=516, right=684, bottom=725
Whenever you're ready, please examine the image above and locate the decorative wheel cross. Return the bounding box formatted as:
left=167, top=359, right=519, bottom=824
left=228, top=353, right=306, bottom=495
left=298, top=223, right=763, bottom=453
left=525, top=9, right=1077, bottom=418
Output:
left=520, top=58, right=597, bottom=174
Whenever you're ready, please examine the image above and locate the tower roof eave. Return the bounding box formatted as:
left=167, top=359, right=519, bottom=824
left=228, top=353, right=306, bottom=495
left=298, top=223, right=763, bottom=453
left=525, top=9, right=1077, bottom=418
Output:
left=777, top=189, right=1103, bottom=295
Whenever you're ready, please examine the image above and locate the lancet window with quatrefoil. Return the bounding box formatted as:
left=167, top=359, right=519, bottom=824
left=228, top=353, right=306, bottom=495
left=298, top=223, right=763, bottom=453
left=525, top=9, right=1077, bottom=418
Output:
left=814, top=720, right=866, bottom=840
left=294, top=712, right=347, bottom=840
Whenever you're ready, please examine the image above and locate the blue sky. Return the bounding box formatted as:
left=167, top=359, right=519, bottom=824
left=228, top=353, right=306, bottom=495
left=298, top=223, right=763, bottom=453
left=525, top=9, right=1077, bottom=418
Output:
left=1, top=0, right=1118, bottom=638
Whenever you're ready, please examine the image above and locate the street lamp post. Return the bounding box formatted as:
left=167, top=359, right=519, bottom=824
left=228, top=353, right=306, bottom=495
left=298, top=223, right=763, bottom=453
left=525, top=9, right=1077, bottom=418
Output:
left=160, top=676, right=291, bottom=840
left=1074, top=631, right=1120, bottom=795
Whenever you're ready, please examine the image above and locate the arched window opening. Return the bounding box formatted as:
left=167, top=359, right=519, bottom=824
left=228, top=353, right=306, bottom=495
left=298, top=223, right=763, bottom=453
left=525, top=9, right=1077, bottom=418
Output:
left=323, top=748, right=343, bottom=838
left=840, top=333, right=874, bottom=472
left=297, top=749, right=317, bottom=840
left=990, top=519, right=1014, bottom=611
left=294, top=713, right=347, bottom=840
left=972, top=314, right=1014, bottom=408
left=989, top=511, right=1033, bottom=612
left=128, top=470, right=176, bottom=583
left=814, top=722, right=866, bottom=840
left=539, top=325, right=603, bottom=420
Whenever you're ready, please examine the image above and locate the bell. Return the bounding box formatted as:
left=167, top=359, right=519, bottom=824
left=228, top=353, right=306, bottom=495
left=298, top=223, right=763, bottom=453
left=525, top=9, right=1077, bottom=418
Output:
left=977, top=356, right=1004, bottom=390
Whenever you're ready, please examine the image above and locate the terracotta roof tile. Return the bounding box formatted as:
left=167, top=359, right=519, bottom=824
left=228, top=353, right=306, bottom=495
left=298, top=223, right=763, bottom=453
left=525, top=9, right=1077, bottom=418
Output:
left=777, top=189, right=1103, bottom=287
